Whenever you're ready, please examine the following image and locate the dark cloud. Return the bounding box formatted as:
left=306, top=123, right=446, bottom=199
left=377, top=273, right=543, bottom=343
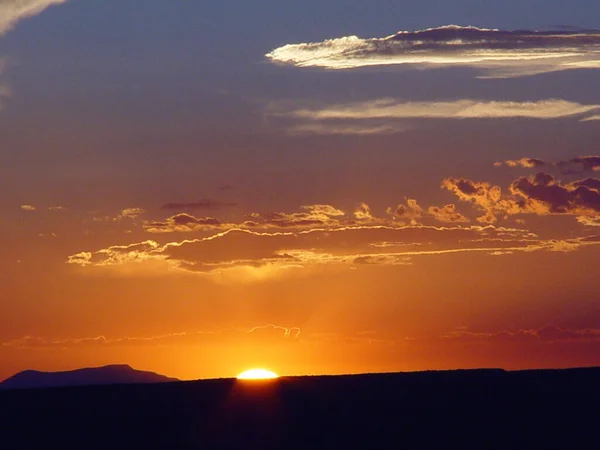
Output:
left=444, top=173, right=600, bottom=223
left=510, top=173, right=600, bottom=215
left=557, top=156, right=600, bottom=174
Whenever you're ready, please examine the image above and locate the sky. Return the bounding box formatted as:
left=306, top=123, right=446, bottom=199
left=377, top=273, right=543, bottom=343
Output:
left=1, top=0, right=599, bottom=381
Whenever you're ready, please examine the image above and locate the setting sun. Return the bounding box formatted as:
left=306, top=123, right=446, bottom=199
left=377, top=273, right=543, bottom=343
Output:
left=236, top=369, right=279, bottom=380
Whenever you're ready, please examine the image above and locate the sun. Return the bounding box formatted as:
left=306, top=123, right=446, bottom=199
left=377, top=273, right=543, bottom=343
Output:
left=236, top=368, right=279, bottom=380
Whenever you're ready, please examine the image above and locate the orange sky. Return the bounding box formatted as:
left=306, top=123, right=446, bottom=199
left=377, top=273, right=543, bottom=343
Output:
left=1, top=1, right=600, bottom=381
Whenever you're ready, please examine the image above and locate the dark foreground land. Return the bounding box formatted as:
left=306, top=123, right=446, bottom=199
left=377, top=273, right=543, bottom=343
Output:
left=2, top=367, right=600, bottom=449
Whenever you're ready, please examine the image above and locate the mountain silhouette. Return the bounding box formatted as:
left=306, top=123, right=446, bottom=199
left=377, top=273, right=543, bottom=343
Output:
left=0, top=364, right=177, bottom=390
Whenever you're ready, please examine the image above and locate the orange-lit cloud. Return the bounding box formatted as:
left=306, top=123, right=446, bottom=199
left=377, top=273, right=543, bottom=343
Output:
left=266, top=25, right=600, bottom=78
left=20, top=204, right=36, bottom=211
left=443, top=173, right=600, bottom=224
left=66, top=220, right=599, bottom=283
left=144, top=213, right=223, bottom=233
left=494, top=158, right=547, bottom=169
left=118, top=207, right=145, bottom=219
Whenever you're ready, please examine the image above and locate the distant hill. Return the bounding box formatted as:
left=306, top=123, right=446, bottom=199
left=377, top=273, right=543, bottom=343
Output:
left=0, top=364, right=178, bottom=390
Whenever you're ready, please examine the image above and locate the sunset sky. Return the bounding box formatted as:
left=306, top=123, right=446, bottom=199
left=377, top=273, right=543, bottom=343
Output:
left=1, top=0, right=599, bottom=381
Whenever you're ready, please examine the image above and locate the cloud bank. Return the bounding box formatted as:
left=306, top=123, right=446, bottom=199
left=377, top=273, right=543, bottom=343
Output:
left=266, top=25, right=600, bottom=77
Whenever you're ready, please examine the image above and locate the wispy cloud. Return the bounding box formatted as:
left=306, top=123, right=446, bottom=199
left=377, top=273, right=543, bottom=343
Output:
left=273, top=98, right=600, bottom=121
left=268, top=98, right=600, bottom=135
left=0, top=1, right=69, bottom=112
left=581, top=114, right=600, bottom=121
left=266, top=25, right=600, bottom=78
left=0, top=0, right=68, bottom=36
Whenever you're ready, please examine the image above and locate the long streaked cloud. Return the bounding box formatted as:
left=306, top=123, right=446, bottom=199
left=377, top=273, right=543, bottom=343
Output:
left=272, top=98, right=600, bottom=122
left=66, top=221, right=599, bottom=283
left=266, top=25, right=600, bottom=78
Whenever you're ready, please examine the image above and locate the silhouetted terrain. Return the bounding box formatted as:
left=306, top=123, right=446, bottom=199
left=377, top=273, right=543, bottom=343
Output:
left=0, top=364, right=177, bottom=389
left=1, top=367, right=600, bottom=449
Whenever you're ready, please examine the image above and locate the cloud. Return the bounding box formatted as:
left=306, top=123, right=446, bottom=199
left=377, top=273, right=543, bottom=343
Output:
left=387, top=199, right=424, bottom=224
left=441, top=178, right=519, bottom=224
left=0, top=1, right=69, bottom=114
left=285, top=122, right=411, bottom=136
left=387, top=199, right=470, bottom=224
left=274, top=98, right=600, bottom=121
left=248, top=204, right=346, bottom=228
left=266, top=25, right=600, bottom=78
left=557, top=156, right=600, bottom=174
left=494, top=158, right=547, bottom=168
left=581, top=114, right=600, bottom=121
left=145, top=204, right=350, bottom=233
left=440, top=325, right=600, bottom=343
left=20, top=204, right=36, bottom=211
left=495, top=156, right=600, bottom=174
left=161, top=200, right=237, bottom=211
left=1, top=323, right=302, bottom=350
left=443, top=173, right=600, bottom=224
left=0, top=0, right=68, bottom=36
left=66, top=220, right=597, bottom=283
left=510, top=173, right=600, bottom=216
left=0, top=76, right=10, bottom=110
left=119, top=207, right=145, bottom=219
left=427, top=204, right=470, bottom=223
left=144, top=213, right=223, bottom=233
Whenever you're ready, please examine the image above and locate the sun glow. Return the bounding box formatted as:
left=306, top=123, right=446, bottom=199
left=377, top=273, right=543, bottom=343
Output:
left=236, top=368, right=279, bottom=380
